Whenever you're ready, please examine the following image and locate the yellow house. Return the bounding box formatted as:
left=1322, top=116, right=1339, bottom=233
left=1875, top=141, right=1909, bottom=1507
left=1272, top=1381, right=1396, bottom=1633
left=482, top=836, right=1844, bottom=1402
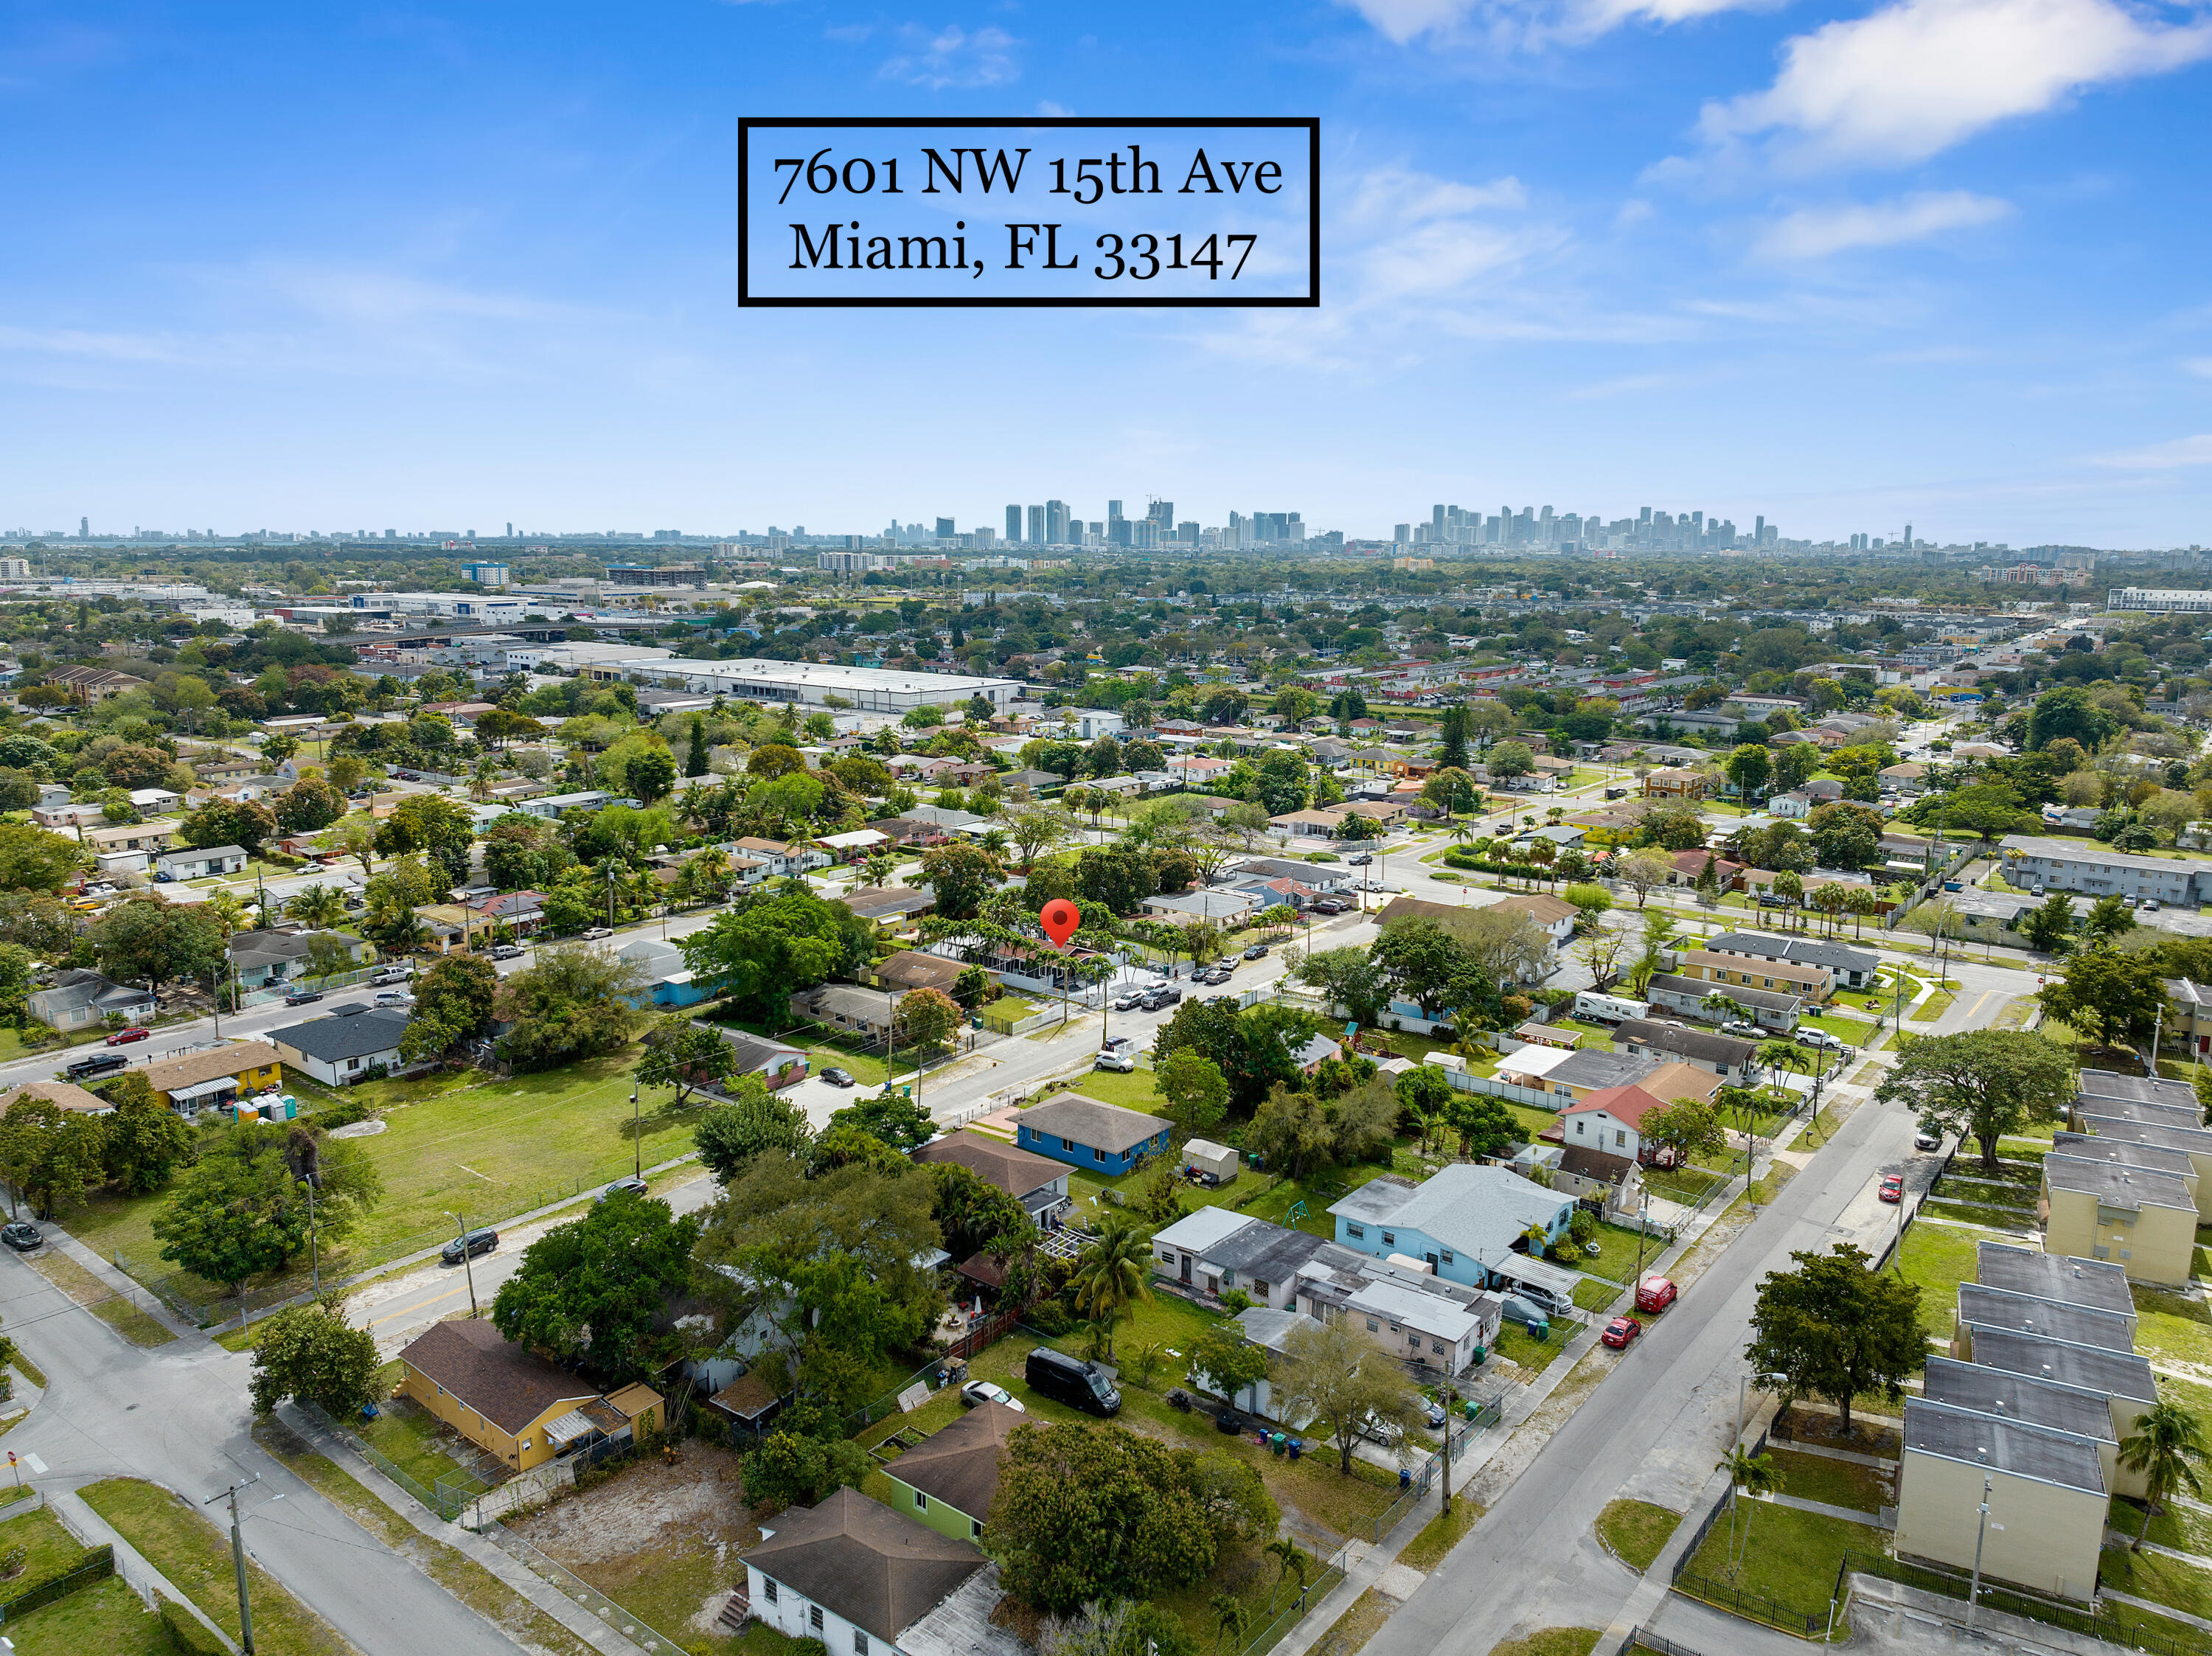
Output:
left=2039, top=1155, right=2197, bottom=1285
left=398, top=1320, right=662, bottom=1472
left=1671, top=949, right=1832, bottom=1004
left=141, top=1041, right=285, bottom=1115
left=1893, top=1397, right=2107, bottom=1602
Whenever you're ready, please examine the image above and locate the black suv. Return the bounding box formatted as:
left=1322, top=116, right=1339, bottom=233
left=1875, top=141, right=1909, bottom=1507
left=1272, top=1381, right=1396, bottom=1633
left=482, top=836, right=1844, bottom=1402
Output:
left=442, top=1228, right=498, bottom=1264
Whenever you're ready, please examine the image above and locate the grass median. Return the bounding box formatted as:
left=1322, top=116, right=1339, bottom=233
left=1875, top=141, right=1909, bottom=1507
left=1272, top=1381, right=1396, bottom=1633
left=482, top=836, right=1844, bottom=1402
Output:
left=21, top=1249, right=173, bottom=1348
left=1594, top=1498, right=1682, bottom=1571
left=77, top=1476, right=350, bottom=1656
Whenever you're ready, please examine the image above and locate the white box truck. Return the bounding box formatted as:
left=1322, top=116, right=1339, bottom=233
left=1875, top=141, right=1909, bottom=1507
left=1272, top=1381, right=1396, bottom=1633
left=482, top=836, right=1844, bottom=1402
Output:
left=1574, top=991, right=1650, bottom=1024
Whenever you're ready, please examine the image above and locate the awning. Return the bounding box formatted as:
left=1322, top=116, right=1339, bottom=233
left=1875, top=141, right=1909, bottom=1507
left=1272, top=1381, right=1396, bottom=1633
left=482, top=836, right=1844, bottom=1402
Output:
left=1497, top=1254, right=1582, bottom=1299
left=543, top=1409, right=598, bottom=1447
left=166, top=1076, right=242, bottom=1103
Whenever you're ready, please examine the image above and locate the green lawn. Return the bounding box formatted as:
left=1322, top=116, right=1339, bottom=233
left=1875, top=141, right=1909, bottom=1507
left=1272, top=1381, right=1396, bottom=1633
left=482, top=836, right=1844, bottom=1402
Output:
left=1595, top=1499, right=1683, bottom=1572
left=77, top=1478, right=349, bottom=1656
left=2097, top=1544, right=2212, bottom=1625
left=1678, top=1499, right=1874, bottom=1633
left=0, top=1500, right=103, bottom=1584
left=0, top=1576, right=168, bottom=1656
left=1492, top=1318, right=1573, bottom=1374
left=356, top=1392, right=484, bottom=1494
left=1765, top=1447, right=1893, bottom=1514
left=2131, top=1287, right=2212, bottom=1369
left=1576, top=1217, right=1669, bottom=1287
left=1398, top=1499, right=1482, bottom=1570
left=1895, top=1222, right=2003, bottom=1334
left=71, top=1047, right=708, bottom=1308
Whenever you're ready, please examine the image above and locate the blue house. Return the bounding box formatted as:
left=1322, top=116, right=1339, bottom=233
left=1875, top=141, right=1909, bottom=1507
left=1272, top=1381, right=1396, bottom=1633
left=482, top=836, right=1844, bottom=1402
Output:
left=1015, top=1095, right=1172, bottom=1176
left=1327, top=1166, right=1576, bottom=1298
left=617, top=939, right=714, bottom=1009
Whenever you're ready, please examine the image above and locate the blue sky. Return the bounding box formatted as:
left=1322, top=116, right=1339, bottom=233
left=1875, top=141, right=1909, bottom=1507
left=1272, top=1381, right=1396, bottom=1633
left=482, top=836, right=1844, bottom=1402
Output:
left=6, top=0, right=2212, bottom=546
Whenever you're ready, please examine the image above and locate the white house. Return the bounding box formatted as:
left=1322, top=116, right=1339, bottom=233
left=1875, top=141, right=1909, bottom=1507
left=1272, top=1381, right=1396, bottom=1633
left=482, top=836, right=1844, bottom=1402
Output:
left=154, top=844, right=248, bottom=880
left=268, top=1006, right=410, bottom=1085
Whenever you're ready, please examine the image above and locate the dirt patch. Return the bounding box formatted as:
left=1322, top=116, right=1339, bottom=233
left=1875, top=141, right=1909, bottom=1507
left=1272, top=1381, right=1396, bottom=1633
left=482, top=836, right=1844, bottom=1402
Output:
left=512, top=1440, right=757, bottom=1566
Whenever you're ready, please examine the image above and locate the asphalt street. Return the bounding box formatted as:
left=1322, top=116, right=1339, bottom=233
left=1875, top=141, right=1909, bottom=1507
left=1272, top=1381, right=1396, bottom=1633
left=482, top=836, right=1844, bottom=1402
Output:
left=0, top=1243, right=529, bottom=1656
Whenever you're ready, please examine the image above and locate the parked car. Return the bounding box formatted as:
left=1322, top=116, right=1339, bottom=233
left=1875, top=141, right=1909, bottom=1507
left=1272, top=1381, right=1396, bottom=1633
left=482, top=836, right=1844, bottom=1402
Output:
left=1719, top=1020, right=1761, bottom=1038
left=598, top=1175, right=649, bottom=1202
left=1915, top=1129, right=1943, bottom=1152
left=1095, top=1045, right=1138, bottom=1074
left=1310, top=897, right=1351, bottom=915
left=1601, top=1315, right=1643, bottom=1350
left=369, top=967, right=411, bottom=987
left=961, top=1380, right=1025, bottom=1412
left=1635, top=1276, right=1677, bottom=1315
left=1348, top=854, right=1374, bottom=866
left=105, top=1026, right=150, bottom=1047
left=1242, top=943, right=1269, bottom=960
left=2145, top=899, right=2163, bottom=913
left=1499, top=1294, right=1551, bottom=1335
left=1358, top=1410, right=1405, bottom=1447
left=1026, top=1346, right=1119, bottom=1417
left=489, top=943, right=525, bottom=960
left=820, top=1067, right=855, bottom=1087
left=441, top=1228, right=498, bottom=1264
left=582, top=927, right=613, bottom=941
left=284, top=989, right=324, bottom=1006
left=373, top=990, right=412, bottom=1008
left=1113, top=988, right=1146, bottom=1011
left=1879, top=1175, right=1905, bottom=1203
left=63, top=1053, right=128, bottom=1082
left=0, top=1222, right=41, bottom=1252
left=1795, top=1029, right=1848, bottom=1053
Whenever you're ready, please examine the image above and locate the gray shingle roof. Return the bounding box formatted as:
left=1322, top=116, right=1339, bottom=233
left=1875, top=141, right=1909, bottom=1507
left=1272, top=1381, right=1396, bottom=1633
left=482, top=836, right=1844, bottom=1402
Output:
left=1705, top=930, right=1877, bottom=976
left=1614, top=1019, right=1757, bottom=1068
left=269, top=1006, right=411, bottom=1064
left=744, top=1487, right=985, bottom=1643
left=1018, top=1093, right=1170, bottom=1155
left=1545, top=1047, right=1660, bottom=1092
left=1646, top=972, right=1800, bottom=1014
left=1326, top=1164, right=1570, bottom=1270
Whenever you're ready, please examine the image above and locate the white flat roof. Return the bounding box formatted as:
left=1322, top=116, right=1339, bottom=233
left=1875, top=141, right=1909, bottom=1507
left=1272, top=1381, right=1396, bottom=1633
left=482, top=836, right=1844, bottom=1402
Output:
left=1152, top=1206, right=1256, bottom=1256
left=1496, top=1044, right=1576, bottom=1081
left=661, top=658, right=1017, bottom=695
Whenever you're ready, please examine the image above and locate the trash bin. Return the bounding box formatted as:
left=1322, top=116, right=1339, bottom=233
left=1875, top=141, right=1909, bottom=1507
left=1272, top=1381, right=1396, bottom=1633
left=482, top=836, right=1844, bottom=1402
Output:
left=1463, top=1399, right=1480, bottom=1422
left=1287, top=1438, right=1302, bottom=1461
left=1269, top=1433, right=1286, bottom=1457
left=1398, top=1467, right=1412, bottom=1491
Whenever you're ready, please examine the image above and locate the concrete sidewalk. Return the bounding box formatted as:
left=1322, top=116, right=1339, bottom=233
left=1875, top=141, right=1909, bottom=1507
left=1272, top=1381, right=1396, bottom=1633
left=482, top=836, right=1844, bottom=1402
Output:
left=49, top=1482, right=241, bottom=1653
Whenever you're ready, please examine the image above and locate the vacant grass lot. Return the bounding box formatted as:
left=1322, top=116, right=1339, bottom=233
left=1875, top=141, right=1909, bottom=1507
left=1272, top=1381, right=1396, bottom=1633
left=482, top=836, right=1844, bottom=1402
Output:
left=1489, top=1629, right=1601, bottom=1656
left=1679, top=1500, right=1872, bottom=1630
left=78, top=1478, right=349, bottom=1656
left=2131, top=1287, right=2212, bottom=1370
left=70, top=1047, right=705, bottom=1306
left=1765, top=1447, right=1893, bottom=1514
left=0, top=1500, right=102, bottom=1583
left=0, top=1575, right=168, bottom=1656
left=1595, top=1499, right=1682, bottom=1571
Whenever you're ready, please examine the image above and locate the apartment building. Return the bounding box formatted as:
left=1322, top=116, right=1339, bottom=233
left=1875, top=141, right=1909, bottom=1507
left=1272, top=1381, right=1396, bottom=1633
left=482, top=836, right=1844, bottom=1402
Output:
left=1998, top=835, right=2212, bottom=906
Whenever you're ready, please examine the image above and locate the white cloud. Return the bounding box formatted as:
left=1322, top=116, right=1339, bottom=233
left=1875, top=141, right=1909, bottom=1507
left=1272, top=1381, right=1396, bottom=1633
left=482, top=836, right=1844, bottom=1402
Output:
left=1700, top=0, right=2212, bottom=168
left=1755, top=190, right=2013, bottom=257
left=2096, top=434, right=2212, bottom=469
left=1036, top=99, right=1072, bottom=115
left=1333, top=0, right=1778, bottom=47
left=879, top=24, right=1019, bottom=89
left=2184, top=357, right=2212, bottom=378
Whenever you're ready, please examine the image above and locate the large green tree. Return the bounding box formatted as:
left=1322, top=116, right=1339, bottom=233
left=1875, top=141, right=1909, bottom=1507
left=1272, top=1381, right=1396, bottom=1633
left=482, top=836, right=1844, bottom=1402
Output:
left=636, top=1015, right=739, bottom=1104
left=1275, top=1316, right=1422, bottom=1473
left=0, top=822, right=90, bottom=893
left=1155, top=1051, right=1231, bottom=1139
left=693, top=1075, right=809, bottom=1182
left=399, top=953, right=500, bottom=1063
left=1152, top=999, right=1324, bottom=1113
left=373, top=793, right=478, bottom=886
left=2038, top=947, right=2171, bottom=1058
left=1373, top=918, right=1501, bottom=1027
left=990, top=1422, right=1224, bottom=1612
left=1746, top=1243, right=1924, bottom=1434
left=153, top=1121, right=380, bottom=1319
left=0, top=1097, right=107, bottom=1217
left=917, top=842, right=1004, bottom=920
left=1876, top=1030, right=2075, bottom=1175
left=491, top=944, right=650, bottom=1070
left=2027, top=686, right=2121, bottom=753
left=248, top=1299, right=381, bottom=1416
left=2017, top=891, right=2080, bottom=956
left=677, top=886, right=874, bottom=1017
left=492, top=1191, right=702, bottom=1382
left=87, top=897, right=228, bottom=997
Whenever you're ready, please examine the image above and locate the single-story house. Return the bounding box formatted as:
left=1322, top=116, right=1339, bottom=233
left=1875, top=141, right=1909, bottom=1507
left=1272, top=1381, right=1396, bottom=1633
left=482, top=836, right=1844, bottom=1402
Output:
left=1613, top=1018, right=1761, bottom=1082
left=872, top=950, right=967, bottom=996
left=83, top=822, right=180, bottom=857
left=1270, top=809, right=1350, bottom=840
left=229, top=927, right=370, bottom=992
left=1150, top=1209, right=1326, bottom=1311
left=1328, top=1164, right=1575, bottom=1296
left=1292, top=1034, right=1343, bottom=1076
left=880, top=1400, right=1026, bottom=1542
left=723, top=1031, right=811, bottom=1090
left=27, top=969, right=156, bottom=1031
left=1703, top=931, right=1878, bottom=992
left=1014, top=1093, right=1172, bottom=1175
left=841, top=887, right=936, bottom=931
left=1141, top=888, right=1261, bottom=925
left=268, top=1005, right=412, bottom=1085
left=1644, top=971, right=1801, bottom=1032
left=1235, top=857, right=1352, bottom=891
left=154, top=843, right=248, bottom=880
left=742, top=1487, right=1012, bottom=1656
left=731, top=837, right=832, bottom=880
left=911, top=1130, right=1070, bottom=1222
left=616, top=938, right=711, bottom=1009
left=397, top=1319, right=662, bottom=1473
left=142, top=1041, right=284, bottom=1116
left=0, top=1079, right=114, bottom=1116
left=789, top=983, right=902, bottom=1040
left=816, top=829, right=894, bottom=863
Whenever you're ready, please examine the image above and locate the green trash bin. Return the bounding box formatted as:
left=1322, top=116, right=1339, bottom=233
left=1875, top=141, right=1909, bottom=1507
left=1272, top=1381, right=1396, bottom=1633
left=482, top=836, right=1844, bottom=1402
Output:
left=1270, top=1433, right=1286, bottom=1456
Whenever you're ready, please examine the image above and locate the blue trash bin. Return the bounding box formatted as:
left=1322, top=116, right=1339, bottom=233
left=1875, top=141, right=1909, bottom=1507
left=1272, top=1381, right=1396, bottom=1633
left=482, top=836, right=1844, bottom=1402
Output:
left=1398, top=1467, right=1412, bottom=1491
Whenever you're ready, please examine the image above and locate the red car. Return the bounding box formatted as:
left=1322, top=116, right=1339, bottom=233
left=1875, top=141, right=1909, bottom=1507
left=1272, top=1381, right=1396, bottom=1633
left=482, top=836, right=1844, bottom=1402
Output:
left=1879, top=1175, right=1905, bottom=1204
left=1635, top=1276, right=1677, bottom=1315
left=1601, top=1315, right=1643, bottom=1350
left=105, top=1026, right=151, bottom=1047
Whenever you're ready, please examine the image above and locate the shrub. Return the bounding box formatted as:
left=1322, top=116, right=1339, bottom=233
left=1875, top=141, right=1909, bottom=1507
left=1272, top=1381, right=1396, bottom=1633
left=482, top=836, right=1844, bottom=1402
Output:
left=313, top=1094, right=371, bottom=1130
left=1029, top=1302, right=1073, bottom=1336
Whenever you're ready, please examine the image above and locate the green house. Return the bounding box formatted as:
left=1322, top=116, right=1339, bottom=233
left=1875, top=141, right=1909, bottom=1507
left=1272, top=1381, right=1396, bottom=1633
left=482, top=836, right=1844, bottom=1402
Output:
left=883, top=1401, right=1025, bottom=1542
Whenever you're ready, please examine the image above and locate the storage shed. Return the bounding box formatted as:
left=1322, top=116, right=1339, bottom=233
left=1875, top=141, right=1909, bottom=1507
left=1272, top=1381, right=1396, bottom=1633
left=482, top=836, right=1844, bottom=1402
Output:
left=1182, top=1138, right=1239, bottom=1186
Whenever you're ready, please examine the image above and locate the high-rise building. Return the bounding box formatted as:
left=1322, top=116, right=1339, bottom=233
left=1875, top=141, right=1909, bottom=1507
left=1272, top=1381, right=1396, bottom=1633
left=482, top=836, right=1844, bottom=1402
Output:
left=1027, top=504, right=1045, bottom=544
left=1045, top=500, right=1070, bottom=544
left=1177, top=521, right=1199, bottom=545
left=1107, top=499, right=1124, bottom=521
left=1147, top=499, right=1174, bottom=534
left=1005, top=506, right=1022, bottom=543
left=1754, top=515, right=1765, bottom=541
left=1904, top=524, right=1914, bottom=549
left=1394, top=523, right=1411, bottom=544
left=936, top=517, right=956, bottom=539
left=79, top=518, right=88, bottom=537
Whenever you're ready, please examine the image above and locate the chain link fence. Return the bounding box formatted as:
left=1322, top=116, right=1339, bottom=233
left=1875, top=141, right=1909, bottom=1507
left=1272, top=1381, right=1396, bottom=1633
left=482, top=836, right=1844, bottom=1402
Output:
left=299, top=1399, right=489, bottom=1522
left=0, top=1545, right=114, bottom=1624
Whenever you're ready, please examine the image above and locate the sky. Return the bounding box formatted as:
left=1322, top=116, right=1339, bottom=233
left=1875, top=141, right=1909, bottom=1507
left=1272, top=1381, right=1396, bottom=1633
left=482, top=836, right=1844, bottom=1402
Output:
left=5, top=0, right=2212, bottom=547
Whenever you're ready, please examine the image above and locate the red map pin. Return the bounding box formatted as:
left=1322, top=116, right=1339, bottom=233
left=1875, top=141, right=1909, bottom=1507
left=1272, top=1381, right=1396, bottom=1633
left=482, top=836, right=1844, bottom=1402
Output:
left=1040, top=898, right=1080, bottom=947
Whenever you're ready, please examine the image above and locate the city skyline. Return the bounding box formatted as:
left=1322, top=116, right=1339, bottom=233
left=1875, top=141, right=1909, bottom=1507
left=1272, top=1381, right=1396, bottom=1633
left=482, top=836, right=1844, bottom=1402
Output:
left=4, top=2, right=2211, bottom=545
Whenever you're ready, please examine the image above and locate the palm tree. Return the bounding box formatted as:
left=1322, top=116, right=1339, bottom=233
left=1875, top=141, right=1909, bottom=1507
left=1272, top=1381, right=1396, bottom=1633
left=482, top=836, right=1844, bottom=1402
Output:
left=1844, top=886, right=1879, bottom=939
left=1719, top=1447, right=1780, bottom=1573
left=1210, top=1594, right=1251, bottom=1650
left=1070, top=1217, right=1152, bottom=1356
left=204, top=889, right=251, bottom=938
left=1526, top=839, right=1558, bottom=891
left=1772, top=870, right=1804, bottom=931
left=2120, top=1401, right=2211, bottom=1551
left=1265, top=1537, right=1308, bottom=1597
left=284, top=884, right=348, bottom=930
left=691, top=846, right=734, bottom=898
left=468, top=758, right=498, bottom=802
left=1450, top=819, right=1480, bottom=852
left=859, top=849, right=898, bottom=888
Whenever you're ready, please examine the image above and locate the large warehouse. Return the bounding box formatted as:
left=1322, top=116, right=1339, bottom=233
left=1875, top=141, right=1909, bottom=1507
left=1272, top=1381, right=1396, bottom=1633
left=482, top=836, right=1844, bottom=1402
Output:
left=661, top=658, right=1020, bottom=714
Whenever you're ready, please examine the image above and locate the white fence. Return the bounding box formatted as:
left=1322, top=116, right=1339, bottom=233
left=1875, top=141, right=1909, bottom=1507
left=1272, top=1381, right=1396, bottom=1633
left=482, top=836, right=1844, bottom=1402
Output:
left=1435, top=1065, right=1556, bottom=1108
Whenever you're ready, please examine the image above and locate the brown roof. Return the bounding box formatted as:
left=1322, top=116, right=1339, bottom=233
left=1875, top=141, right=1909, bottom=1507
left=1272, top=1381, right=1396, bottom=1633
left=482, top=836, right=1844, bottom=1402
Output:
left=709, top=1369, right=782, bottom=1422
left=1488, top=892, right=1576, bottom=926
left=911, top=1129, right=1065, bottom=1200
left=887, top=1401, right=1026, bottom=1519
left=875, top=950, right=965, bottom=992
left=0, top=1080, right=111, bottom=1114
left=142, top=1041, right=280, bottom=1094
left=1374, top=895, right=1461, bottom=929
left=743, top=1486, right=984, bottom=1643
left=398, top=1319, right=598, bottom=1434
left=1680, top=950, right=1826, bottom=989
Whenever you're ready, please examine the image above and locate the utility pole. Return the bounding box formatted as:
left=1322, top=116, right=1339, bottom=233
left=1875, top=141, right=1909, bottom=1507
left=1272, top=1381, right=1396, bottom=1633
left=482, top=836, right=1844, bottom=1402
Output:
left=206, top=1477, right=259, bottom=1655
left=445, top=1211, right=479, bottom=1317
left=1439, top=1380, right=1458, bottom=1515
left=630, top=1087, right=641, bottom=1178
left=1966, top=1471, right=1994, bottom=1632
